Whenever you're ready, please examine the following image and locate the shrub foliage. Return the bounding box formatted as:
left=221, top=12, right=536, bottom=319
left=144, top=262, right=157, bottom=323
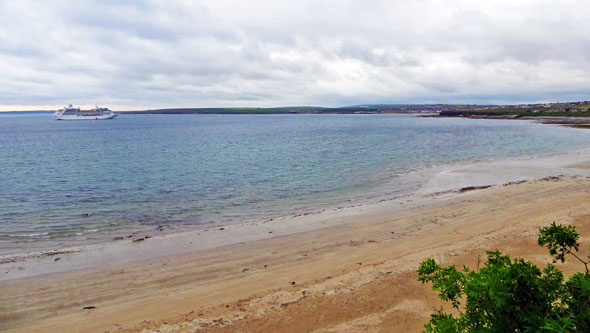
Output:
left=417, top=223, right=590, bottom=332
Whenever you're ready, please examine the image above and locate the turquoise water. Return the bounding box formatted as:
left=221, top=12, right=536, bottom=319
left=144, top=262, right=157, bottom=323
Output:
left=1, top=114, right=589, bottom=253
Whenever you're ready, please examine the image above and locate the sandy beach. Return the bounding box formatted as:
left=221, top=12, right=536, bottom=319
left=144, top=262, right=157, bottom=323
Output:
left=3, top=151, right=590, bottom=332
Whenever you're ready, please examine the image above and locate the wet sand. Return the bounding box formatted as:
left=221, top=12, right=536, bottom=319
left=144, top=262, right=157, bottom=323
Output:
left=3, top=153, right=590, bottom=332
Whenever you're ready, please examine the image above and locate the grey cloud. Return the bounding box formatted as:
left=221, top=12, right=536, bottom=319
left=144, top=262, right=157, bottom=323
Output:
left=1, top=0, right=590, bottom=108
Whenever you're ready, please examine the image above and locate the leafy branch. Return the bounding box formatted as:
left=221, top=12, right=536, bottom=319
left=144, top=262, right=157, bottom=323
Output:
left=417, top=223, right=590, bottom=332
left=538, top=222, right=589, bottom=274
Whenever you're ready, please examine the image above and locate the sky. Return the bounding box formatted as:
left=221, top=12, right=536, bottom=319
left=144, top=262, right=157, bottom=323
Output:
left=1, top=0, right=589, bottom=111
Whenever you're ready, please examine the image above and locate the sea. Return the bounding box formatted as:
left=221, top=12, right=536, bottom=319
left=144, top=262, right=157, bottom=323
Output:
left=2, top=113, right=590, bottom=254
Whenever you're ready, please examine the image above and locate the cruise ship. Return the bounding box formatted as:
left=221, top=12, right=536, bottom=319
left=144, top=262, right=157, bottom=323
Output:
left=53, top=105, right=117, bottom=120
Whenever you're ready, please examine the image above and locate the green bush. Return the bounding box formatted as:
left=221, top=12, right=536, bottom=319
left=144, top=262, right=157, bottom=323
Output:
left=417, top=223, right=590, bottom=332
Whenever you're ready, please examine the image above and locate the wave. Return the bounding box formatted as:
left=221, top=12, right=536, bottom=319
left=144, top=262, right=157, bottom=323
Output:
left=8, top=232, right=50, bottom=238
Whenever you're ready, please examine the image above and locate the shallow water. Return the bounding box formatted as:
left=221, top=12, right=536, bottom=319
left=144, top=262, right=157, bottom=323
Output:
left=1, top=113, right=589, bottom=252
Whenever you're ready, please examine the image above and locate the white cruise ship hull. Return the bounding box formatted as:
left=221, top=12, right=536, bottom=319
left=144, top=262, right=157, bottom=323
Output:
left=54, top=113, right=118, bottom=120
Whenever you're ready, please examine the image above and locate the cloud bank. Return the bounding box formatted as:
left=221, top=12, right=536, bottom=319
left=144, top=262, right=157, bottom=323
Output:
left=1, top=0, right=589, bottom=109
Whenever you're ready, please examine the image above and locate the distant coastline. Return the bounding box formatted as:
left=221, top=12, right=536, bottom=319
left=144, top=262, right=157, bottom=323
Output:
left=119, top=105, right=469, bottom=115
left=105, top=100, right=590, bottom=115
left=4, top=100, right=590, bottom=116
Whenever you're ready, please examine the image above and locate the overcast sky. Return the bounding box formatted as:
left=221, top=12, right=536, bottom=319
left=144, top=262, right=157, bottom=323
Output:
left=1, top=0, right=589, bottom=110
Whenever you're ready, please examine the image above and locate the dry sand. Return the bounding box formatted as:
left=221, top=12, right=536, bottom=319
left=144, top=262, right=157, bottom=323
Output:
left=3, top=153, right=590, bottom=332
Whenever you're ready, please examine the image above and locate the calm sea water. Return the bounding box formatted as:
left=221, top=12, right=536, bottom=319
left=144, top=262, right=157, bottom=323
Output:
left=1, top=114, right=590, bottom=253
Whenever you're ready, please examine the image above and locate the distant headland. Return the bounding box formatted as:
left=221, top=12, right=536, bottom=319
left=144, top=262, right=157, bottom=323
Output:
left=119, top=101, right=590, bottom=116
left=119, top=104, right=462, bottom=114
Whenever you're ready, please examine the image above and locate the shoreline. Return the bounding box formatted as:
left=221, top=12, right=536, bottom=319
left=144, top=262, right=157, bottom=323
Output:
left=3, top=175, right=590, bottom=332
left=3, top=146, right=590, bottom=280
